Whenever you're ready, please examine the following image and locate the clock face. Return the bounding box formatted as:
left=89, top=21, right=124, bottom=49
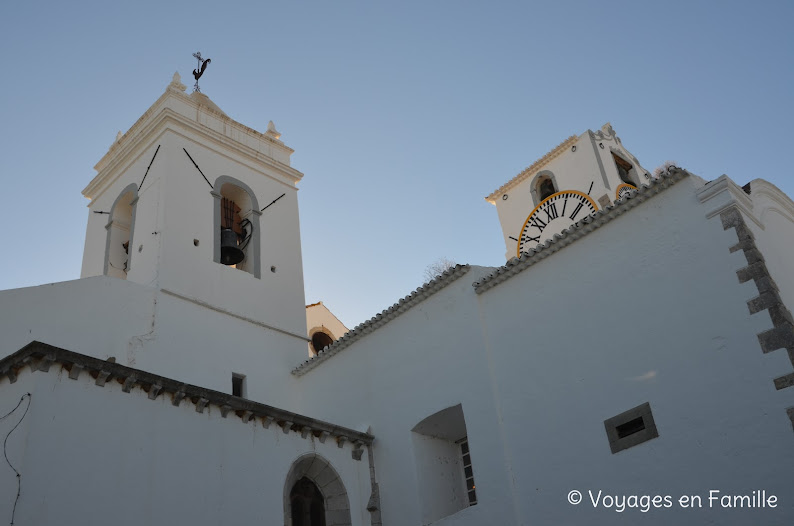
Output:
left=517, top=190, right=598, bottom=256
left=616, top=183, right=636, bottom=201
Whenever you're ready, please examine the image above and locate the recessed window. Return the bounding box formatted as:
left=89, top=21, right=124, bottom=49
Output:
left=612, top=153, right=636, bottom=186
left=538, top=177, right=556, bottom=201
left=458, top=437, right=477, bottom=506
left=232, top=373, right=246, bottom=398
left=411, top=404, right=473, bottom=523
left=604, top=402, right=658, bottom=454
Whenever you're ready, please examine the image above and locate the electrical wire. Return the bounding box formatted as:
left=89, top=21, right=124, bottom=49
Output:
left=2, top=393, right=31, bottom=525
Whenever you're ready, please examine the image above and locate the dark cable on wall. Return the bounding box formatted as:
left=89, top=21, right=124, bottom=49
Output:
left=138, top=144, right=161, bottom=191
left=183, top=148, right=213, bottom=189
left=2, top=393, right=31, bottom=525
left=260, top=193, right=285, bottom=212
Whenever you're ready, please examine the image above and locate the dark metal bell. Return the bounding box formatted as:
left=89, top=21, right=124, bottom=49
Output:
left=220, top=228, right=245, bottom=266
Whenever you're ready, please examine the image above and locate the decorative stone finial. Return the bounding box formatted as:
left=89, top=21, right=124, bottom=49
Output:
left=116, top=131, right=123, bottom=142
left=266, top=120, right=282, bottom=140
left=601, top=122, right=614, bottom=135
left=168, top=71, right=187, bottom=92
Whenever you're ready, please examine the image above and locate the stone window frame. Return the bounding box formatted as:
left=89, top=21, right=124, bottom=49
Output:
left=211, top=175, right=262, bottom=278
left=283, top=453, right=352, bottom=526
left=103, top=183, right=139, bottom=278
left=604, top=402, right=659, bottom=454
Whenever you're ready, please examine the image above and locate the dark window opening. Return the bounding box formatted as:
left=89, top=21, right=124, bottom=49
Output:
left=232, top=373, right=246, bottom=398
left=538, top=178, right=556, bottom=201
left=616, top=416, right=646, bottom=438
left=604, top=402, right=658, bottom=454
left=612, top=154, right=635, bottom=186
left=459, top=437, right=477, bottom=506
left=290, top=477, right=326, bottom=526
left=312, top=332, right=334, bottom=354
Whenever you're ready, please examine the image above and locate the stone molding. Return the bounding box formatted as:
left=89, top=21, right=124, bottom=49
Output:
left=84, top=89, right=302, bottom=201
left=485, top=135, right=577, bottom=203
left=292, top=265, right=472, bottom=376
left=0, top=341, right=372, bottom=454
left=474, top=169, right=688, bottom=294
left=719, top=207, right=794, bottom=430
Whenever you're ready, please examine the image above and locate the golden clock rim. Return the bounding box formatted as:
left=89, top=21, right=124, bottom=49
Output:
left=516, top=190, right=599, bottom=258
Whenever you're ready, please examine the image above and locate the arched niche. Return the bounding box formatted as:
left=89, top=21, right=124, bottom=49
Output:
left=530, top=170, right=559, bottom=205
left=104, top=183, right=138, bottom=279
left=283, top=453, right=351, bottom=526
left=309, top=328, right=335, bottom=355
left=211, top=175, right=262, bottom=278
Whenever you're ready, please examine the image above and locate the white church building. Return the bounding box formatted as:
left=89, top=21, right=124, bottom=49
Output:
left=1, top=72, right=793, bottom=525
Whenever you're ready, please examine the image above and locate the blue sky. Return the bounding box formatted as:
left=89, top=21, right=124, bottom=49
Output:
left=1, top=1, right=792, bottom=328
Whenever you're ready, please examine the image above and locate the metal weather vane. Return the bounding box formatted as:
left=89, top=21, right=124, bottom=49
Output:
left=192, top=51, right=211, bottom=92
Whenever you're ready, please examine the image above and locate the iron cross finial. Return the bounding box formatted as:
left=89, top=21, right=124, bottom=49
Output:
left=192, top=51, right=211, bottom=93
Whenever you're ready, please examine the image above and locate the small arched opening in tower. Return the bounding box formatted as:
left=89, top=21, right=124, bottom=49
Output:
left=311, top=331, right=334, bottom=354
left=218, top=183, right=254, bottom=274
left=612, top=153, right=637, bottom=187
left=105, top=186, right=137, bottom=279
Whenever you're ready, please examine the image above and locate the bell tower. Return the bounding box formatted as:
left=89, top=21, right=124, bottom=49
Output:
left=80, top=72, right=307, bottom=340
left=486, top=123, right=650, bottom=260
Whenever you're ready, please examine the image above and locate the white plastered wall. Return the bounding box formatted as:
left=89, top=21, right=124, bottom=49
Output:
left=296, top=175, right=794, bottom=525
left=1, top=366, right=372, bottom=526
left=478, top=176, right=794, bottom=525
left=292, top=267, right=516, bottom=526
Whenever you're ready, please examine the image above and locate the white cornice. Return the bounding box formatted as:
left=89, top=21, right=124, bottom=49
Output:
left=84, top=88, right=300, bottom=200
left=83, top=108, right=304, bottom=201
left=485, top=135, right=578, bottom=204
left=695, top=175, right=763, bottom=230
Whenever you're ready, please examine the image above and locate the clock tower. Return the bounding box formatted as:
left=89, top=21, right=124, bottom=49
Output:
left=486, top=123, right=650, bottom=260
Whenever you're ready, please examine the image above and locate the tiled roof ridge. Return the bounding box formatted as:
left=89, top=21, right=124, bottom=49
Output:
left=474, top=169, right=688, bottom=294
left=0, top=341, right=372, bottom=454
left=485, top=135, right=578, bottom=203
left=292, top=264, right=472, bottom=376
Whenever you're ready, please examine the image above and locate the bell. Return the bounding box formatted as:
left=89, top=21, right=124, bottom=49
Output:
left=220, top=228, right=245, bottom=266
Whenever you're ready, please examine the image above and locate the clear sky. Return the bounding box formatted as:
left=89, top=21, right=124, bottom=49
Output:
left=1, top=1, right=792, bottom=329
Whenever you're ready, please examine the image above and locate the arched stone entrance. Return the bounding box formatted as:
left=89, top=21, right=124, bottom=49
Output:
left=283, top=453, right=351, bottom=526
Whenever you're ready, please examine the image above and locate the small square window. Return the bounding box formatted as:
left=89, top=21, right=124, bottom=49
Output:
left=604, top=402, right=658, bottom=454
left=232, top=373, right=246, bottom=398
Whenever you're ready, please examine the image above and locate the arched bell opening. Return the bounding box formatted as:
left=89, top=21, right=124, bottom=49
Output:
left=310, top=330, right=335, bottom=355
left=530, top=170, right=559, bottom=206
left=104, top=184, right=138, bottom=279
left=212, top=176, right=261, bottom=278
left=612, top=152, right=638, bottom=187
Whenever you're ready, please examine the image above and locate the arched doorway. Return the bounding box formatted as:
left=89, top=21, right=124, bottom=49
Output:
left=283, top=454, right=351, bottom=526
left=290, top=477, right=326, bottom=526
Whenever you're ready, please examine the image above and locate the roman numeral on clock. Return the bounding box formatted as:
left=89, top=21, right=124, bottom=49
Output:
left=530, top=217, right=546, bottom=231
left=569, top=202, right=584, bottom=221
left=544, top=202, right=559, bottom=221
